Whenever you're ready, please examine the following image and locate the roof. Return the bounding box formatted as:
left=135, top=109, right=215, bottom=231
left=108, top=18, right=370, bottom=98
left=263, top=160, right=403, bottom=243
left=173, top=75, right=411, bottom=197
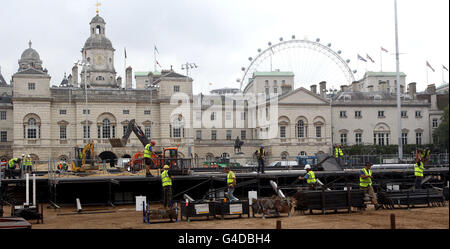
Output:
left=0, top=72, right=7, bottom=86
left=363, top=71, right=406, bottom=77
left=83, top=35, right=113, bottom=50
left=253, top=71, right=294, bottom=77
left=14, top=68, right=47, bottom=75
left=90, top=14, right=106, bottom=24
left=135, top=70, right=186, bottom=78
left=436, top=82, right=448, bottom=90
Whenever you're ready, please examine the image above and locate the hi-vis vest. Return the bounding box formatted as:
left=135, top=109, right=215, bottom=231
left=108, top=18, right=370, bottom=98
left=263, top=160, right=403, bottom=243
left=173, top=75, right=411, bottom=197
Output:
left=360, top=168, right=372, bottom=187
left=227, top=171, right=235, bottom=186
left=8, top=158, right=18, bottom=169
left=161, top=170, right=172, bottom=187
left=144, top=144, right=152, bottom=158
left=257, top=149, right=265, bottom=159
left=335, top=148, right=343, bottom=158
left=306, top=171, right=316, bottom=184
left=422, top=150, right=430, bottom=160
left=24, top=158, right=32, bottom=166
left=415, top=161, right=424, bottom=177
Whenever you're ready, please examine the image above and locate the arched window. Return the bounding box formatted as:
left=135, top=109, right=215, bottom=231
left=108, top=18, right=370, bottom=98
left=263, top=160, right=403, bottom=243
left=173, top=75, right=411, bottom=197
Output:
left=102, top=119, right=111, bottom=138
left=297, top=120, right=306, bottom=138
left=298, top=151, right=307, bottom=156
left=96, top=25, right=101, bottom=34
left=205, top=153, right=214, bottom=162
left=96, top=76, right=105, bottom=81
left=27, top=118, right=38, bottom=139
left=281, top=152, right=289, bottom=160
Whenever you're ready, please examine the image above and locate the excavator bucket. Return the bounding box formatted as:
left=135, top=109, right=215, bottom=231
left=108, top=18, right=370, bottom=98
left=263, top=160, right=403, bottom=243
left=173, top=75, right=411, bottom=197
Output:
left=109, top=138, right=126, bottom=147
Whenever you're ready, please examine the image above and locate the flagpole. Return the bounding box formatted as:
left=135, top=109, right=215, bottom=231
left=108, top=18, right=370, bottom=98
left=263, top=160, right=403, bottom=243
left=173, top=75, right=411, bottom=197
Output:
left=426, top=64, right=428, bottom=85
left=394, top=0, right=403, bottom=161
left=124, top=47, right=126, bottom=88
left=380, top=49, right=383, bottom=72
left=154, top=45, right=156, bottom=73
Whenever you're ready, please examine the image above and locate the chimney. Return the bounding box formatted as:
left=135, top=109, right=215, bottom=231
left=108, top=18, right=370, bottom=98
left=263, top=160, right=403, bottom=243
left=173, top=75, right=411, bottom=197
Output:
left=431, top=94, right=437, bottom=110
left=310, top=84, right=317, bottom=94
left=378, top=81, right=386, bottom=92
left=126, top=66, right=132, bottom=89
left=408, top=82, right=416, bottom=98
left=340, top=85, right=348, bottom=92
left=351, top=81, right=359, bottom=92
left=319, top=81, right=327, bottom=98
left=117, top=76, right=122, bottom=88
left=368, top=85, right=374, bottom=92
left=426, top=84, right=436, bottom=94
left=72, top=64, right=78, bottom=87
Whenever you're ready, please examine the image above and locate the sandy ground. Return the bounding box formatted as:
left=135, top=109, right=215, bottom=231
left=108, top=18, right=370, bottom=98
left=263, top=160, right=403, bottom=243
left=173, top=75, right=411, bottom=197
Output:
left=2, top=202, right=448, bottom=229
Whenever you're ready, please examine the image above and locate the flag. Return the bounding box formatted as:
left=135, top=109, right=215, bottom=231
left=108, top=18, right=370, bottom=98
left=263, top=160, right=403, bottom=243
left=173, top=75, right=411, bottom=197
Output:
left=443, top=65, right=449, bottom=71
left=156, top=60, right=161, bottom=67
left=381, top=47, right=389, bottom=53
left=124, top=47, right=127, bottom=59
left=154, top=45, right=159, bottom=55
left=366, top=54, right=375, bottom=63
left=357, top=54, right=367, bottom=62
left=426, top=61, right=435, bottom=72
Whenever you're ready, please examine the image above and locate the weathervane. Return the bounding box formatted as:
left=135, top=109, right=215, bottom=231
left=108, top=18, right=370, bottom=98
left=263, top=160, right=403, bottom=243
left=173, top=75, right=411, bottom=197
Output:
left=96, top=1, right=101, bottom=14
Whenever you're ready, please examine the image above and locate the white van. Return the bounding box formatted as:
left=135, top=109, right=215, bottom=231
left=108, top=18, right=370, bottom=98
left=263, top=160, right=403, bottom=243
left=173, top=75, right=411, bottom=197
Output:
left=268, top=161, right=298, bottom=167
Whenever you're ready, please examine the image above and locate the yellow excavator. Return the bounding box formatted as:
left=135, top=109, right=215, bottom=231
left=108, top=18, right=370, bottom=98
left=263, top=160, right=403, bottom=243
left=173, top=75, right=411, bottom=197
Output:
left=71, top=140, right=95, bottom=173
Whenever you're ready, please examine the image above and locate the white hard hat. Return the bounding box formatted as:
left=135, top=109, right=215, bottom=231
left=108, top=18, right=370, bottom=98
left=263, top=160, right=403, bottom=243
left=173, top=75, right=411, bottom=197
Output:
left=22, top=154, right=25, bottom=157
left=304, top=164, right=311, bottom=170
left=27, top=155, right=31, bottom=157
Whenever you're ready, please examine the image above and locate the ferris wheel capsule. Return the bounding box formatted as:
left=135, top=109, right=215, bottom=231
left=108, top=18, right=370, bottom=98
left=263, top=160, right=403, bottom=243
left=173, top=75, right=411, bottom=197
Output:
left=268, top=42, right=272, bottom=46
left=337, top=50, right=342, bottom=54
left=346, top=59, right=350, bottom=63
left=353, top=70, right=357, bottom=74
left=257, top=48, right=262, bottom=53
left=316, top=38, right=320, bottom=42
left=248, top=57, right=253, bottom=61
left=327, top=43, right=331, bottom=47
left=279, top=37, right=283, bottom=41
left=292, top=35, right=295, bottom=39
left=241, top=67, right=245, bottom=71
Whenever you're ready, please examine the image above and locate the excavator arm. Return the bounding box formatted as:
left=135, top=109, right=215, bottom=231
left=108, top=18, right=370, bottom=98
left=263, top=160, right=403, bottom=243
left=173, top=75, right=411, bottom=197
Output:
left=109, top=119, right=150, bottom=147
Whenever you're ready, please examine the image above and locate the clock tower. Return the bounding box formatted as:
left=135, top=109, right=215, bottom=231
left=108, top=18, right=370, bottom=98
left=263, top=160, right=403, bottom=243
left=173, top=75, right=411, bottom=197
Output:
left=80, top=13, right=118, bottom=88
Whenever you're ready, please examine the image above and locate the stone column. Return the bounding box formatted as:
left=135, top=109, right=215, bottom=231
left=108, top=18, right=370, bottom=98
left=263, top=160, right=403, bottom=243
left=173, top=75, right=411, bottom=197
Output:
left=126, top=66, right=132, bottom=89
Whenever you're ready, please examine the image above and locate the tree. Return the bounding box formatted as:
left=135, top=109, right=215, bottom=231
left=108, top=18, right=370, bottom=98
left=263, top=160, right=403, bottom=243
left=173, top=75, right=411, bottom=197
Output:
left=433, top=106, right=449, bottom=151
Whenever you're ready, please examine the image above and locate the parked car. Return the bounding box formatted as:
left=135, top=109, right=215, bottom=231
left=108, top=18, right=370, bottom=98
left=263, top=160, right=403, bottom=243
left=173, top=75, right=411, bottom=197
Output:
left=268, top=161, right=298, bottom=167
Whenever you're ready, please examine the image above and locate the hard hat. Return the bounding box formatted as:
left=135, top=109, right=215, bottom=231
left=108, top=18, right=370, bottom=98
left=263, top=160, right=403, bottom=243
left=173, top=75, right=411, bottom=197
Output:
left=304, top=164, right=311, bottom=170
left=27, top=155, right=31, bottom=158
left=163, top=165, right=170, bottom=169
left=151, top=141, right=156, bottom=145
left=260, top=144, right=264, bottom=148
left=22, top=154, right=25, bottom=157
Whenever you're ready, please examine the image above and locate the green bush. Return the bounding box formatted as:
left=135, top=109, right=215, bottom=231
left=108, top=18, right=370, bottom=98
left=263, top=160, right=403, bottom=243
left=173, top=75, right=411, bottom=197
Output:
left=341, top=144, right=436, bottom=155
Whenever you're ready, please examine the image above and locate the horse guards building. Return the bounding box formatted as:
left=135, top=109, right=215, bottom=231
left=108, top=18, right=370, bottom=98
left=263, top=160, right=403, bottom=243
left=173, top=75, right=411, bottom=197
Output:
left=0, top=13, right=447, bottom=166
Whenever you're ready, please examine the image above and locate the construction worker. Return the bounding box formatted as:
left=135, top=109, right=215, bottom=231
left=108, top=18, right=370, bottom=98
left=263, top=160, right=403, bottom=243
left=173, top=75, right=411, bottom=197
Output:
left=414, top=157, right=425, bottom=190
left=161, top=165, right=174, bottom=208
left=298, top=164, right=317, bottom=190
left=144, top=141, right=156, bottom=177
left=7, top=158, right=21, bottom=179
left=23, top=155, right=33, bottom=174
left=421, top=147, right=431, bottom=167
left=335, top=144, right=344, bottom=166
left=225, top=167, right=238, bottom=201
left=360, top=162, right=381, bottom=210
left=255, top=145, right=266, bottom=174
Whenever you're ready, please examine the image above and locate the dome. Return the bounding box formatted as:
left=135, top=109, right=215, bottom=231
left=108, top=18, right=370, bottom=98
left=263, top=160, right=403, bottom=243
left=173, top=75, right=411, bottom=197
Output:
left=90, top=14, right=105, bottom=24
left=83, top=35, right=113, bottom=50
left=20, top=48, right=41, bottom=61
left=18, top=41, right=43, bottom=71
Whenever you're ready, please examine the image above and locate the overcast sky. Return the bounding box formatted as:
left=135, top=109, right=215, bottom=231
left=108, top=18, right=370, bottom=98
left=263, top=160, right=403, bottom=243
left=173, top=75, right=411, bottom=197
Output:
left=0, top=0, right=448, bottom=94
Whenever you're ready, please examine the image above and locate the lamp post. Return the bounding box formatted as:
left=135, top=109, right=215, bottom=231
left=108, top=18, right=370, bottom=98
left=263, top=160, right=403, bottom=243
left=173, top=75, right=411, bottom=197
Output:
left=181, top=62, right=197, bottom=159
left=76, top=60, right=90, bottom=144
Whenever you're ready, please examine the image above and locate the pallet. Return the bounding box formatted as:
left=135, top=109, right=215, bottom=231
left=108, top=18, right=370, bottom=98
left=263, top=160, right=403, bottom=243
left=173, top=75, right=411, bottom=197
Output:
left=377, top=189, right=446, bottom=209
left=294, top=189, right=365, bottom=214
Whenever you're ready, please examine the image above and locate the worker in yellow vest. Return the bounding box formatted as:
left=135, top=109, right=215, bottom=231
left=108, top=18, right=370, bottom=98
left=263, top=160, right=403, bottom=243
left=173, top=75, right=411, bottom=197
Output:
left=225, top=167, right=238, bottom=201
left=7, top=158, right=21, bottom=179
left=335, top=144, right=344, bottom=166
left=24, top=155, right=33, bottom=174
left=298, top=164, right=317, bottom=190
left=161, top=165, right=174, bottom=208
left=255, top=145, right=266, bottom=174
left=421, top=148, right=431, bottom=167
left=360, top=162, right=381, bottom=210
left=414, top=157, right=425, bottom=190
left=144, top=141, right=156, bottom=177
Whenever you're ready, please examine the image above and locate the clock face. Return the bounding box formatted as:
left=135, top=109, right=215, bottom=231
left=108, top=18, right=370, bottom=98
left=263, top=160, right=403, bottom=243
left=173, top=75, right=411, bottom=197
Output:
left=94, top=54, right=106, bottom=64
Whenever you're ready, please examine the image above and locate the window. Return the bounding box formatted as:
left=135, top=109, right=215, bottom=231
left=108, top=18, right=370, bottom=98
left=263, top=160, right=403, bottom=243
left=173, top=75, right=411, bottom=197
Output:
left=378, top=111, right=385, bottom=118
left=174, top=85, right=180, bottom=92
left=173, top=126, right=181, bottom=138
left=340, top=111, right=347, bottom=118
left=27, top=118, right=37, bottom=139
left=102, top=119, right=111, bottom=138
left=28, top=82, right=35, bottom=90
left=274, top=87, right=278, bottom=94
left=96, top=76, right=105, bottom=81
left=316, top=126, right=322, bottom=138
left=355, top=133, right=362, bottom=144
left=281, top=80, right=285, bottom=85
left=402, top=133, right=408, bottom=145
left=196, top=130, right=202, bottom=140
left=297, top=120, right=306, bottom=138
left=83, top=109, right=90, bottom=115
left=83, top=125, right=90, bottom=139
left=123, top=126, right=128, bottom=136
left=280, top=126, right=286, bottom=138
left=226, top=112, right=231, bottom=121
left=211, top=130, right=217, bottom=140
left=196, top=112, right=201, bottom=121
left=1, top=131, right=7, bottom=142
left=264, top=80, right=269, bottom=87
left=415, top=111, right=422, bottom=118
left=226, top=130, right=232, bottom=140
left=59, top=110, right=66, bottom=115
left=144, top=110, right=151, bottom=115
left=354, top=111, right=361, bottom=118
left=433, top=119, right=438, bottom=128
left=59, top=125, right=66, bottom=139
left=210, top=112, right=216, bottom=121
left=0, top=111, right=6, bottom=120
left=340, top=133, right=347, bottom=145
left=241, top=112, right=246, bottom=120
left=210, top=100, right=214, bottom=105
left=265, top=87, right=269, bottom=99
left=378, top=133, right=385, bottom=145
left=401, top=111, right=407, bottom=118
left=123, top=110, right=130, bottom=115
left=373, top=133, right=390, bottom=146
left=241, top=130, right=246, bottom=140
left=416, top=133, right=422, bottom=145
left=273, top=80, right=277, bottom=86
left=144, top=127, right=151, bottom=139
